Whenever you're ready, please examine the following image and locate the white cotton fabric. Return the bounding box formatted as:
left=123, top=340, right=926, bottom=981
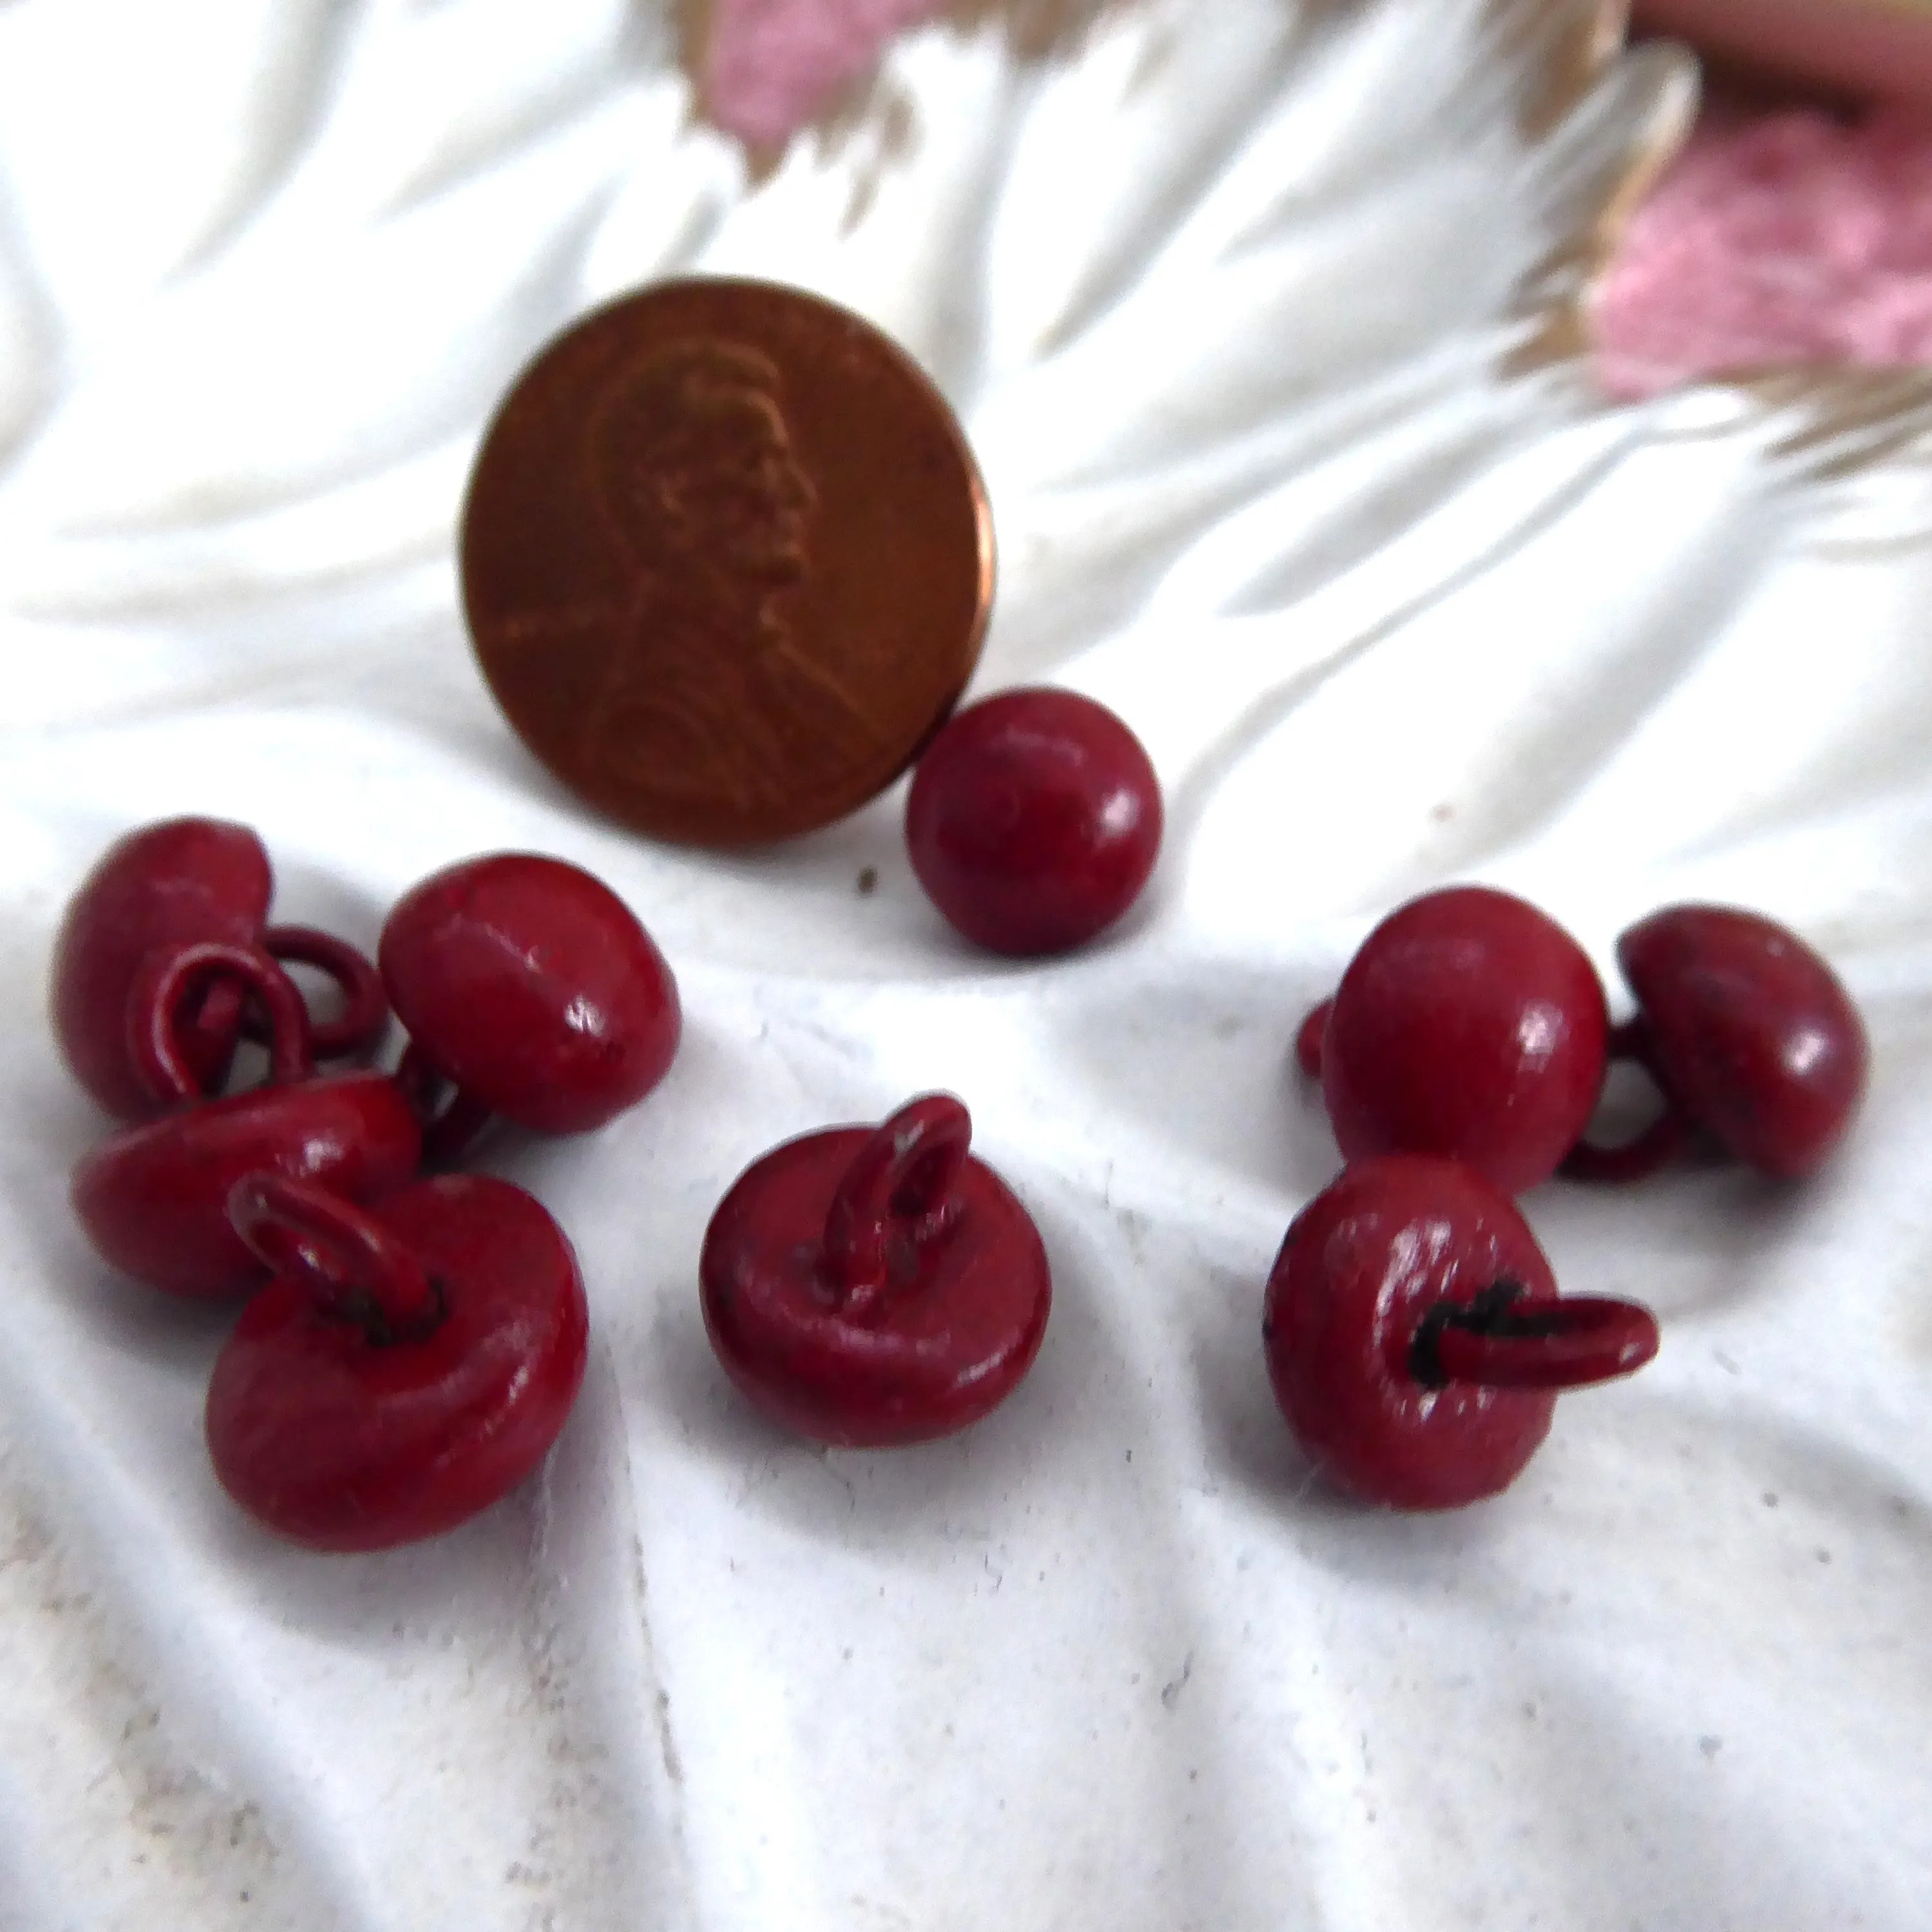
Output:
left=1, top=3, right=1929, bottom=1927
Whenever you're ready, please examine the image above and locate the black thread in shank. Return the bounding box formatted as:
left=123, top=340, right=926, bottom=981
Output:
left=1409, top=1280, right=1550, bottom=1388
left=326, top=1274, right=450, bottom=1348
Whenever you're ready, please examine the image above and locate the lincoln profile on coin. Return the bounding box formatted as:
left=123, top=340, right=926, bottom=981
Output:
left=493, top=337, right=886, bottom=819
left=464, top=279, right=992, bottom=846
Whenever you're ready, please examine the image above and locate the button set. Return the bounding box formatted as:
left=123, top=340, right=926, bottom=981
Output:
left=53, top=819, right=1864, bottom=1541
left=47, top=281, right=1871, bottom=1544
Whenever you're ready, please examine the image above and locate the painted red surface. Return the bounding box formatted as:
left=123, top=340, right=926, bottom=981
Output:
left=1634, top=0, right=1932, bottom=107
left=700, top=5, right=1932, bottom=395
left=1595, top=82, right=1932, bottom=395
left=705, top=0, right=949, bottom=146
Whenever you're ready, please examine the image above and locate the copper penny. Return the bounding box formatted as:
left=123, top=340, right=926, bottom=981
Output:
left=460, top=278, right=994, bottom=847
